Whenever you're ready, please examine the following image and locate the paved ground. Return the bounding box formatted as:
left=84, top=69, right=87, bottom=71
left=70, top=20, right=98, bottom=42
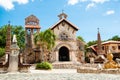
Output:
left=0, top=69, right=120, bottom=80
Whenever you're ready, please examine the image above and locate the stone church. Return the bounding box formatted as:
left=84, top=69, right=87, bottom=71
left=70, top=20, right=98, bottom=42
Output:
left=50, top=13, right=84, bottom=63
left=24, top=12, right=85, bottom=65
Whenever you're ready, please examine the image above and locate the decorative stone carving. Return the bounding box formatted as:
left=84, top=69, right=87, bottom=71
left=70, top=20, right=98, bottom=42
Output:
left=104, top=50, right=120, bottom=69
left=8, top=35, right=20, bottom=72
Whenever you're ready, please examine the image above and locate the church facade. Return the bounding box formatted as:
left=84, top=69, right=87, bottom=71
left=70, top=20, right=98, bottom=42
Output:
left=24, top=13, right=85, bottom=64
left=50, top=13, right=84, bottom=63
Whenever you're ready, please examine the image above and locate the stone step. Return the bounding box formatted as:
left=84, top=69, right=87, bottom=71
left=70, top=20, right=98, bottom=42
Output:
left=52, top=63, right=77, bottom=69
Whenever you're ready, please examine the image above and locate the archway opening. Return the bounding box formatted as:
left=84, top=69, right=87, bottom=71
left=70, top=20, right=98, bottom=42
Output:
left=59, top=46, right=70, bottom=61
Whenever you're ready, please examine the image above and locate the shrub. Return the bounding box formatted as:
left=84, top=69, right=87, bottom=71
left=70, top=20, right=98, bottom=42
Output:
left=36, top=62, right=52, bottom=70
left=0, top=48, right=5, bottom=57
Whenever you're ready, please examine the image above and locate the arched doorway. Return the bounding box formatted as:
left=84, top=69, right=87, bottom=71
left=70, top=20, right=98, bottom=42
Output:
left=59, top=46, right=70, bottom=61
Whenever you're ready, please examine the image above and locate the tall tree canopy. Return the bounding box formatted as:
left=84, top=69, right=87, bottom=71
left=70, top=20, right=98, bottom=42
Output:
left=108, top=35, right=120, bottom=41
left=0, top=25, right=8, bottom=48
left=0, top=25, right=25, bottom=49
left=34, top=29, right=56, bottom=50
left=87, top=40, right=97, bottom=47
left=77, top=36, right=85, bottom=42
left=34, top=29, right=56, bottom=61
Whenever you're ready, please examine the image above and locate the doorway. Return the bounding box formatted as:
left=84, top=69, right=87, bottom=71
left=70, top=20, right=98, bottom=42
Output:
left=59, top=46, right=70, bottom=61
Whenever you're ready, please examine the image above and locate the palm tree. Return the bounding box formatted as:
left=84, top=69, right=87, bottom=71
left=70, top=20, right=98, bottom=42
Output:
left=34, top=29, right=56, bottom=62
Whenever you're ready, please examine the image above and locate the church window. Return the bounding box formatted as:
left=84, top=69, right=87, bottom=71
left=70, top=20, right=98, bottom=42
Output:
left=112, top=46, right=116, bottom=50
left=102, top=46, right=104, bottom=50
left=118, top=46, right=120, bottom=50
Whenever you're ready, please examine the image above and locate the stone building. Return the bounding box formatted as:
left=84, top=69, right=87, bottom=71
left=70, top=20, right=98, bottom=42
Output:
left=87, top=30, right=120, bottom=63
left=24, top=15, right=41, bottom=63
left=50, top=12, right=85, bottom=64
left=88, top=41, right=120, bottom=58
left=23, top=13, right=85, bottom=65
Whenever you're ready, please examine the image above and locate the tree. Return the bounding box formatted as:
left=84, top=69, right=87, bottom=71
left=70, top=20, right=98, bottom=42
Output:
left=12, top=26, right=25, bottom=49
left=0, top=25, right=8, bottom=48
left=34, top=29, right=56, bottom=62
left=87, top=40, right=97, bottom=47
left=108, top=35, right=120, bottom=41
left=0, top=48, right=5, bottom=57
left=0, top=25, right=25, bottom=49
left=77, top=36, right=85, bottom=42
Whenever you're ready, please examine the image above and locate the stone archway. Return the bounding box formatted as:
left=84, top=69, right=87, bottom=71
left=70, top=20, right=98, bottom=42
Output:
left=59, top=46, right=70, bottom=61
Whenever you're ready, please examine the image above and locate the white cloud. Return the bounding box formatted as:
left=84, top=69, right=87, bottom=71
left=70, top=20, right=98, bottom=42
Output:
left=0, top=0, right=14, bottom=10
left=67, top=0, right=87, bottom=5
left=68, top=0, right=79, bottom=5
left=105, top=10, right=115, bottom=15
left=67, top=0, right=110, bottom=10
left=67, top=0, right=109, bottom=5
left=86, top=3, right=95, bottom=10
left=0, top=0, right=30, bottom=11
left=91, top=0, right=109, bottom=4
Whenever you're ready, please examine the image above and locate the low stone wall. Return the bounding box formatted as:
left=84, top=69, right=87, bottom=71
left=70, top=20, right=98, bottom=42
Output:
left=53, top=63, right=76, bottom=69
left=77, top=67, right=120, bottom=74
left=52, top=62, right=78, bottom=69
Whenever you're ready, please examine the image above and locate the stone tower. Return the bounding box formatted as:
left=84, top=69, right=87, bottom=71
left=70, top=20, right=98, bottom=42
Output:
left=97, top=28, right=103, bottom=55
left=24, top=15, right=40, bottom=63
left=5, top=21, right=11, bottom=54
left=25, top=15, right=40, bottom=49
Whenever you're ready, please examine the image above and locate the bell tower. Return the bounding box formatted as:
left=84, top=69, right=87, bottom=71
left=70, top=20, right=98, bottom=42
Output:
left=97, top=28, right=103, bottom=55
left=58, top=11, right=67, bottom=20
left=25, top=15, right=40, bottom=49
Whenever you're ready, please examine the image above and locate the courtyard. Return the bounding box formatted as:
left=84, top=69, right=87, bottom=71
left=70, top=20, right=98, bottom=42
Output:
left=0, top=69, right=120, bottom=80
left=0, top=0, right=120, bottom=80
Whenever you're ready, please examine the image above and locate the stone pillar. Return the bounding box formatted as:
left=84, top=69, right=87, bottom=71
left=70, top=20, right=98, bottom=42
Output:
left=69, top=51, right=72, bottom=61
left=90, top=57, right=94, bottom=64
left=5, top=54, right=8, bottom=63
left=31, top=29, right=34, bottom=48
left=71, top=51, right=77, bottom=62
left=37, top=29, right=40, bottom=33
left=8, top=35, right=20, bottom=72
left=56, top=51, right=58, bottom=62
left=5, top=22, right=11, bottom=54
left=97, top=28, right=103, bottom=55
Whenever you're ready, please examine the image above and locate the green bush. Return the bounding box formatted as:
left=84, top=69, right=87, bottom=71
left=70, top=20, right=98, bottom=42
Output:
left=0, top=48, right=5, bottom=57
left=36, top=62, right=52, bottom=70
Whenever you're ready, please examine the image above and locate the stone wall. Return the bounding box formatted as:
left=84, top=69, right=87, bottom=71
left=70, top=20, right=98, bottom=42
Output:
left=53, top=22, right=76, bottom=40
left=77, top=63, right=120, bottom=74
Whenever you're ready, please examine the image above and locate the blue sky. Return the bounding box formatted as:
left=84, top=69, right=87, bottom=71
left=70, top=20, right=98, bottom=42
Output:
left=0, top=0, right=120, bottom=42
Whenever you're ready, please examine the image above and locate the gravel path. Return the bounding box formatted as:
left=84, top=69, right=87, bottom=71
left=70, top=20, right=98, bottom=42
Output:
left=0, top=69, right=120, bottom=80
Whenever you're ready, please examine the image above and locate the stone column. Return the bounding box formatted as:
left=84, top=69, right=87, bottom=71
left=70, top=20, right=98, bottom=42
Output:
left=71, top=50, right=77, bottom=62
left=31, top=29, right=34, bottom=48
left=69, top=51, right=72, bottom=61
left=8, top=35, right=20, bottom=72
left=56, top=51, right=58, bottom=62
left=5, top=22, right=11, bottom=54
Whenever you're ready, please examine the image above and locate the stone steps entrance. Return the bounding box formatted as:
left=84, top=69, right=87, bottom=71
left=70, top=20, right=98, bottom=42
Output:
left=52, top=62, right=79, bottom=69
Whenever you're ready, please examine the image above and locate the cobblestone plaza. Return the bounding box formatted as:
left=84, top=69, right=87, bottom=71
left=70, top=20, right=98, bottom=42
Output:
left=0, top=69, right=120, bottom=80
